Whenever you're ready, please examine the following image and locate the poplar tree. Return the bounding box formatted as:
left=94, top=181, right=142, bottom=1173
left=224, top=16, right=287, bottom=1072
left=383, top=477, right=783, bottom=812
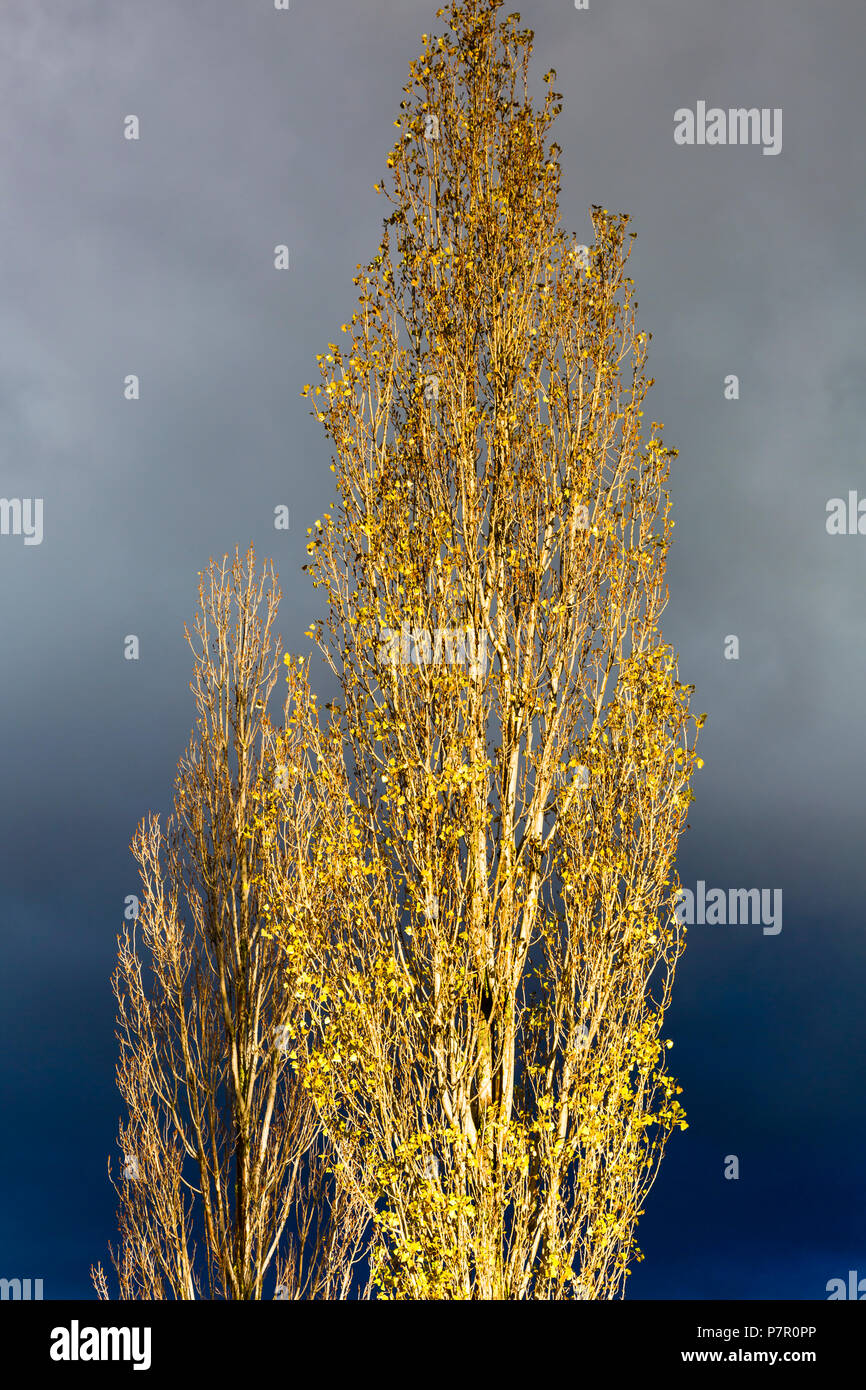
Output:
left=262, top=0, right=704, bottom=1299
left=93, top=548, right=367, bottom=1300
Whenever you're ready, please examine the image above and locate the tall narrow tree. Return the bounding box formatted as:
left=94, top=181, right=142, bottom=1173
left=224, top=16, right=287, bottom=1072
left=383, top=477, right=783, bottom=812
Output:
left=93, top=547, right=367, bottom=1300
left=262, top=0, right=705, bottom=1299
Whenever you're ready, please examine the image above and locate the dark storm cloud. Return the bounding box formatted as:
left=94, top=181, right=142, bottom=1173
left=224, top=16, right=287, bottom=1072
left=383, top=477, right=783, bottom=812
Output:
left=1, top=0, right=862, bottom=1296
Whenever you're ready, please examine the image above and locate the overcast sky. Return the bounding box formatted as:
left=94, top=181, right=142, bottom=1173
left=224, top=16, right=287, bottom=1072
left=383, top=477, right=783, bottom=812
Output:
left=1, top=0, right=864, bottom=1299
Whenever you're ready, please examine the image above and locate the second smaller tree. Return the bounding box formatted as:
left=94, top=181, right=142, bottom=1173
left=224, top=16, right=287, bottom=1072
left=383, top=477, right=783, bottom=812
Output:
left=93, top=546, right=367, bottom=1300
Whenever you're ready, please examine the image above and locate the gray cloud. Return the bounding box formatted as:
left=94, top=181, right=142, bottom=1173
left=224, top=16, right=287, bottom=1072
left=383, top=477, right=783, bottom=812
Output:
left=1, top=0, right=863, bottom=1296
